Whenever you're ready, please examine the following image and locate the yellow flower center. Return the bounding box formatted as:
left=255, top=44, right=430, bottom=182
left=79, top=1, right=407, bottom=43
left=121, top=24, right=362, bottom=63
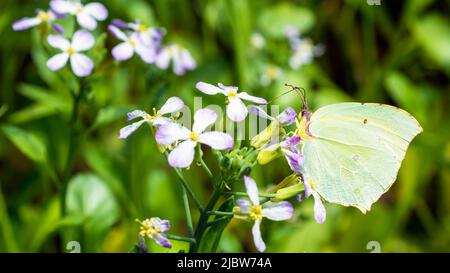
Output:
left=228, top=90, right=237, bottom=98
left=75, top=7, right=83, bottom=14
left=249, top=205, right=262, bottom=221
left=129, top=39, right=136, bottom=47
left=138, top=219, right=161, bottom=238
left=309, top=179, right=316, bottom=190
left=67, top=47, right=75, bottom=55
left=190, top=132, right=199, bottom=142
left=38, top=11, right=50, bottom=21
left=137, top=24, right=147, bottom=33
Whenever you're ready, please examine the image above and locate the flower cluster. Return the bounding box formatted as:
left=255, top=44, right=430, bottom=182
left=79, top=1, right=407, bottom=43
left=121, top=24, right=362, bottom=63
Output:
left=13, top=0, right=196, bottom=77
left=284, top=25, right=324, bottom=70
left=122, top=81, right=327, bottom=252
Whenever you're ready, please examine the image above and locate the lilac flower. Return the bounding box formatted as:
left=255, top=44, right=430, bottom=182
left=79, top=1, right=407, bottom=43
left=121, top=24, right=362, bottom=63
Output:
left=234, top=176, right=294, bottom=252
left=108, top=25, right=156, bottom=63
left=289, top=38, right=324, bottom=69
left=279, top=135, right=326, bottom=224
left=12, top=9, right=62, bottom=33
left=46, top=30, right=94, bottom=77
left=137, top=217, right=172, bottom=249
left=119, top=97, right=185, bottom=139
left=196, top=82, right=267, bottom=122
left=155, top=45, right=196, bottom=75
left=112, top=19, right=164, bottom=47
left=50, top=0, right=108, bottom=30
left=155, top=108, right=234, bottom=168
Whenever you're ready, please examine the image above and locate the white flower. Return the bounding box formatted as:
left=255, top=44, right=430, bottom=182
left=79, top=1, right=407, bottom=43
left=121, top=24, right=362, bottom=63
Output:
left=119, top=97, right=185, bottom=139
left=155, top=108, right=234, bottom=168
left=46, top=30, right=95, bottom=77
left=196, top=82, right=267, bottom=122
left=51, top=0, right=108, bottom=30
left=155, top=44, right=196, bottom=75
left=109, top=25, right=156, bottom=63
left=234, top=176, right=294, bottom=252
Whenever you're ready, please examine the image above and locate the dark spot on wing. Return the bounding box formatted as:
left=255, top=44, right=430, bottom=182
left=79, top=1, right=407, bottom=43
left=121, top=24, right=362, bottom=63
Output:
left=363, top=118, right=368, bottom=124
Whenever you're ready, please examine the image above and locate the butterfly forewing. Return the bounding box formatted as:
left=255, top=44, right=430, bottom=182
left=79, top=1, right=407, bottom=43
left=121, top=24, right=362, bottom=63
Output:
left=302, top=103, right=422, bottom=213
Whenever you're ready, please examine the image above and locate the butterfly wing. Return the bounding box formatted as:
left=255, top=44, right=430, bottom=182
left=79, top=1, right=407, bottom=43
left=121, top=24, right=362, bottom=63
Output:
left=302, top=103, right=422, bottom=213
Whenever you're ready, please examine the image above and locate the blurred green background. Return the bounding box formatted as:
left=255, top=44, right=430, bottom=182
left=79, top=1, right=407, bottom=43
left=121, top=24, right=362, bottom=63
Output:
left=0, top=0, right=449, bottom=253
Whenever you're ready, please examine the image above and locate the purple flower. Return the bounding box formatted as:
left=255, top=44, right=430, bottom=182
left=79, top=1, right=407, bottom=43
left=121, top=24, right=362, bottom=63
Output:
left=156, top=45, right=196, bottom=75
left=46, top=30, right=94, bottom=77
left=234, top=176, right=294, bottom=252
left=250, top=105, right=297, bottom=126
left=50, top=0, right=108, bottom=30
left=109, top=25, right=156, bottom=63
left=12, top=10, right=62, bottom=33
left=155, top=108, right=234, bottom=168
left=280, top=136, right=304, bottom=174
left=111, top=19, right=164, bottom=47
left=196, top=82, right=267, bottom=122
left=302, top=176, right=326, bottom=224
left=137, top=217, right=172, bottom=249
left=119, top=97, right=185, bottom=139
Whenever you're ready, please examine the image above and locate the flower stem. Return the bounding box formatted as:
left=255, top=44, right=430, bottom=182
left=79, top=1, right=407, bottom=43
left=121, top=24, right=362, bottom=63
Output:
left=166, top=234, right=196, bottom=244
left=206, top=216, right=233, bottom=228
left=222, top=191, right=276, bottom=198
left=180, top=183, right=194, bottom=239
left=207, top=211, right=234, bottom=216
left=173, top=167, right=203, bottom=211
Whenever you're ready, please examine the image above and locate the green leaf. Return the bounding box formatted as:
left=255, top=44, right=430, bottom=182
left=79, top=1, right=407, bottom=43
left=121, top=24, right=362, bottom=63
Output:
left=1, top=125, right=47, bottom=163
left=65, top=173, right=120, bottom=251
left=198, top=198, right=234, bottom=253
left=258, top=3, right=315, bottom=39
left=92, top=105, right=132, bottom=128
left=411, top=14, right=450, bottom=71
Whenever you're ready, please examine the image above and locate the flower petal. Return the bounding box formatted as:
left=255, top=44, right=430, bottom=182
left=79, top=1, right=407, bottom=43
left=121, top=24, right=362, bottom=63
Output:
left=152, top=117, right=174, bottom=126
left=118, top=120, right=146, bottom=139
left=50, top=0, right=76, bottom=14
left=47, top=53, right=69, bottom=71
left=218, top=83, right=238, bottom=94
left=227, top=96, right=248, bottom=122
left=111, top=19, right=129, bottom=29
left=168, top=140, right=197, bottom=168
left=70, top=53, right=94, bottom=77
left=84, top=3, right=108, bottom=21
left=244, top=176, right=259, bottom=205
left=198, top=131, right=234, bottom=150
left=47, top=34, right=70, bottom=50
left=154, top=233, right=172, bottom=249
left=108, top=25, right=128, bottom=41
left=312, top=192, right=326, bottom=224
left=135, top=42, right=156, bottom=64
left=77, top=12, right=97, bottom=30
left=155, top=123, right=190, bottom=145
left=153, top=217, right=171, bottom=232
left=262, top=201, right=294, bottom=221
left=192, top=108, right=217, bottom=133
left=195, top=82, right=226, bottom=95
left=12, top=17, right=41, bottom=31
left=252, top=220, right=266, bottom=252
left=112, top=42, right=134, bottom=61
left=250, top=106, right=274, bottom=121
left=71, top=30, right=95, bottom=52
left=277, top=107, right=297, bottom=126
left=237, top=92, right=267, bottom=104
left=127, top=110, right=147, bottom=121
left=236, top=199, right=251, bottom=214
left=155, top=47, right=171, bottom=69
left=158, top=97, right=184, bottom=115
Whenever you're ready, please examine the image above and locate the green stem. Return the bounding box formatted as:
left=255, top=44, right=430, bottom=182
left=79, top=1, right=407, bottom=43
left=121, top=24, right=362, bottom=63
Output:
left=180, top=184, right=194, bottom=239
left=206, top=216, right=232, bottom=227
left=173, top=167, right=203, bottom=211
left=197, top=145, right=213, bottom=179
left=207, top=211, right=234, bottom=216
left=223, top=191, right=276, bottom=198
left=61, top=79, right=85, bottom=216
left=166, top=234, right=196, bottom=244
left=0, top=184, right=19, bottom=252
left=190, top=188, right=221, bottom=253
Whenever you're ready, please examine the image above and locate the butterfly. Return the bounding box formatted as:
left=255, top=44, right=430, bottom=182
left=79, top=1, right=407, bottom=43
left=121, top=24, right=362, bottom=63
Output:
left=295, top=96, right=422, bottom=213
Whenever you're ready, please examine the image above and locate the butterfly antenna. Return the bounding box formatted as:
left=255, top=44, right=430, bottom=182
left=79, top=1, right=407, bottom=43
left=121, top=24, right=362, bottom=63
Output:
left=284, top=83, right=308, bottom=110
